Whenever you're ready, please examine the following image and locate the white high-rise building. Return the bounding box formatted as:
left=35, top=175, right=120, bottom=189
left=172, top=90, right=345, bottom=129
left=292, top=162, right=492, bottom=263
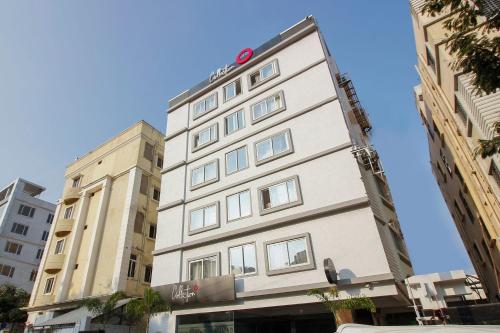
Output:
left=152, top=16, right=413, bottom=332
left=0, top=178, right=55, bottom=292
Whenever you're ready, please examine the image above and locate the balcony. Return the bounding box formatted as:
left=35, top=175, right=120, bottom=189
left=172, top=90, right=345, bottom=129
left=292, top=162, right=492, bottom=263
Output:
left=63, top=186, right=80, bottom=205
left=54, top=218, right=74, bottom=237
left=44, top=254, right=65, bottom=274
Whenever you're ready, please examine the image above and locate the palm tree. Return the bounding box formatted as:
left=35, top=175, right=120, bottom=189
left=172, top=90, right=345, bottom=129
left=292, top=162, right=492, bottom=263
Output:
left=125, top=288, right=170, bottom=333
left=308, top=287, right=376, bottom=327
left=79, top=291, right=127, bottom=332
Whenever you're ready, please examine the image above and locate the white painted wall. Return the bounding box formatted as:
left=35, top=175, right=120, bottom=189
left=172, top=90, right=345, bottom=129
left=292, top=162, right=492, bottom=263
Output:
left=0, top=179, right=55, bottom=292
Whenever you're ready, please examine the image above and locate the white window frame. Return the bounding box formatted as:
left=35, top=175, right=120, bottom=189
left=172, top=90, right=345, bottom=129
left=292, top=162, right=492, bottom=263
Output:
left=258, top=175, right=303, bottom=215
left=193, top=92, right=218, bottom=120
left=64, top=206, right=74, bottom=219
left=224, top=109, right=245, bottom=136
left=5, top=241, right=22, bottom=255
left=54, top=239, right=65, bottom=255
left=11, top=223, right=28, bottom=236
left=0, top=264, right=15, bottom=278
left=254, top=129, right=294, bottom=166
left=250, top=91, right=286, bottom=124
left=226, top=189, right=252, bottom=222
left=128, top=254, right=137, bottom=278
left=228, top=242, right=257, bottom=277
left=187, top=253, right=220, bottom=281
left=225, top=146, right=249, bottom=175
left=264, top=233, right=315, bottom=276
left=223, top=78, right=242, bottom=102
left=190, top=159, right=219, bottom=190
left=18, top=204, right=35, bottom=218
left=72, top=176, right=82, bottom=188
left=248, top=59, right=279, bottom=90
left=43, top=276, right=56, bottom=294
left=188, top=202, right=220, bottom=235
left=192, top=123, right=218, bottom=152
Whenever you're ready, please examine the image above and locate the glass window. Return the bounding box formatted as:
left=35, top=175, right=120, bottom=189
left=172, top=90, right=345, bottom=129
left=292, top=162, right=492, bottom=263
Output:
left=251, top=92, right=283, bottom=122
left=144, top=142, right=154, bottom=161
left=193, top=124, right=218, bottom=150
left=229, top=243, right=257, bottom=276
left=152, top=187, right=161, bottom=201
left=224, top=78, right=242, bottom=101
left=267, top=237, right=308, bottom=271
left=224, top=110, right=245, bottom=135
left=41, top=231, right=49, bottom=241
left=249, top=60, right=278, bottom=88
left=18, top=204, right=35, bottom=217
left=148, top=224, right=157, bottom=239
left=156, top=155, right=164, bottom=169
left=189, top=255, right=218, bottom=280
left=226, top=190, right=251, bottom=221
left=5, top=242, right=22, bottom=255
left=44, top=277, right=55, bottom=294
left=64, top=206, right=73, bottom=219
left=128, top=254, right=137, bottom=278
left=193, top=93, right=217, bottom=119
left=191, top=160, right=218, bottom=188
left=36, top=248, right=44, bottom=259
left=72, top=176, right=82, bottom=188
left=0, top=264, right=15, bottom=278
left=255, top=131, right=292, bottom=163
left=190, top=204, right=218, bottom=232
left=30, top=269, right=37, bottom=282
left=54, top=239, right=65, bottom=254
left=144, top=265, right=152, bottom=283
left=260, top=178, right=299, bottom=211
left=11, top=223, right=28, bottom=236
left=225, top=146, right=248, bottom=175
left=46, top=213, right=54, bottom=224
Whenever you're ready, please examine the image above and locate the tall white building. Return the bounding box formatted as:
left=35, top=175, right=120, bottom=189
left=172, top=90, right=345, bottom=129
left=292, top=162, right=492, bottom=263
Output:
left=152, top=16, right=413, bottom=332
left=0, top=178, right=55, bottom=292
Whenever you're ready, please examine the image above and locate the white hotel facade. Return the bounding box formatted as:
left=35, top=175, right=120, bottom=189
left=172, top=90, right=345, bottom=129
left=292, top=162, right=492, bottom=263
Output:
left=152, top=17, right=413, bottom=332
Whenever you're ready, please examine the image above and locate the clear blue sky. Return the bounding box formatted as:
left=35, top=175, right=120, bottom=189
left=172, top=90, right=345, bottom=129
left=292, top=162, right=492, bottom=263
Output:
left=0, top=1, right=473, bottom=275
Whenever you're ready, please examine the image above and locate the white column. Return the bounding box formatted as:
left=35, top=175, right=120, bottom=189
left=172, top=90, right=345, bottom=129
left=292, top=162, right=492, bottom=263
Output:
left=55, top=193, right=90, bottom=302
left=111, top=167, right=142, bottom=291
left=80, top=177, right=112, bottom=297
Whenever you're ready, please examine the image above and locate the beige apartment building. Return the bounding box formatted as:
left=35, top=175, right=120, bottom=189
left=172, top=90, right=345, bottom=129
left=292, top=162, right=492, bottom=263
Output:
left=409, top=0, right=500, bottom=302
left=25, top=121, right=165, bottom=332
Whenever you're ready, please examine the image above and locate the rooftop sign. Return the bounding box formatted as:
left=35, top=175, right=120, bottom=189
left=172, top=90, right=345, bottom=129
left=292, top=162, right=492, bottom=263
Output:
left=208, top=47, right=254, bottom=84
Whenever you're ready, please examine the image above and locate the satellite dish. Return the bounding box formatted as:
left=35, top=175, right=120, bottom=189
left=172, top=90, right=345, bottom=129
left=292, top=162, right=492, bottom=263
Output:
left=324, top=258, right=338, bottom=285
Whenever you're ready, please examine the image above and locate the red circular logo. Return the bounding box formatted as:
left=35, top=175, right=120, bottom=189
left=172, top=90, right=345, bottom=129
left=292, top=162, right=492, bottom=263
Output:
left=236, top=48, right=253, bottom=64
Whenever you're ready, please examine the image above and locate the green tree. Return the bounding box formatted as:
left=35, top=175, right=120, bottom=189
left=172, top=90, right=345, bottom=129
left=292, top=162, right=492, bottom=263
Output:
left=308, top=287, right=375, bottom=327
left=125, top=288, right=170, bottom=333
left=79, top=291, right=127, bottom=332
left=422, top=0, right=499, bottom=95
left=0, top=284, right=30, bottom=332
